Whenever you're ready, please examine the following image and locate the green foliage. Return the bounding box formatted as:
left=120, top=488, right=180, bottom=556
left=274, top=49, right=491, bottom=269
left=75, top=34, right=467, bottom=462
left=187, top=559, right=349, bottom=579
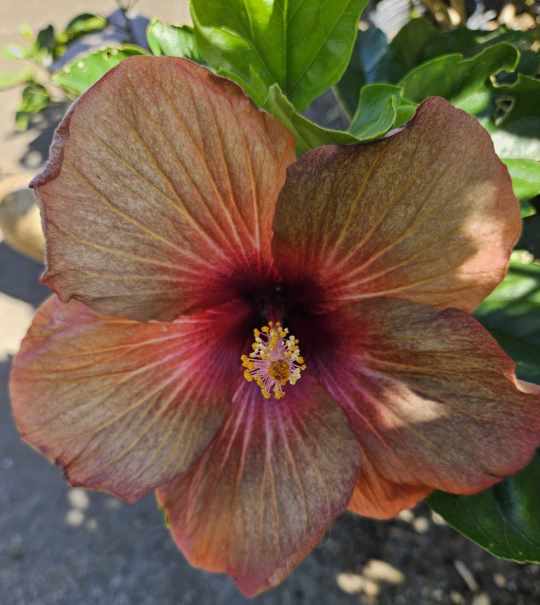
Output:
left=1, top=12, right=110, bottom=129
left=370, top=17, right=539, bottom=82
left=35, top=25, right=57, bottom=60
left=53, top=45, right=146, bottom=97
left=349, top=83, right=414, bottom=139
left=0, top=67, right=34, bottom=91
left=372, top=17, right=438, bottom=83
left=476, top=258, right=540, bottom=384
left=3, top=14, right=108, bottom=64
left=336, top=36, right=538, bottom=205
left=348, top=42, right=519, bottom=130
left=190, top=0, right=368, bottom=110
left=503, top=160, right=540, bottom=202
left=265, top=85, right=356, bottom=154
left=334, top=26, right=388, bottom=116
left=429, top=452, right=540, bottom=563
left=147, top=20, right=202, bottom=62
left=399, top=44, right=518, bottom=114
left=15, top=82, right=50, bottom=130
left=61, top=13, right=108, bottom=44
left=429, top=258, right=540, bottom=558
left=486, top=74, right=540, bottom=162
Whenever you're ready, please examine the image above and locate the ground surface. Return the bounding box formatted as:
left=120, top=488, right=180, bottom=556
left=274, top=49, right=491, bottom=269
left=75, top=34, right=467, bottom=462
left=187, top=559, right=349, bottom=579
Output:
left=2, top=2, right=540, bottom=604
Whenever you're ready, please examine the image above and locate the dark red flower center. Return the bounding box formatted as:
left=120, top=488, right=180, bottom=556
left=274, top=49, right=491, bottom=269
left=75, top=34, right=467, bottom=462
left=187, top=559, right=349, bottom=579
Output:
left=227, top=268, right=339, bottom=399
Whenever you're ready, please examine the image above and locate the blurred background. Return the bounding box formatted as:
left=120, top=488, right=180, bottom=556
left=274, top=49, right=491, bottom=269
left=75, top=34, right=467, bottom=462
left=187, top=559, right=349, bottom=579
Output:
left=1, top=1, right=539, bottom=604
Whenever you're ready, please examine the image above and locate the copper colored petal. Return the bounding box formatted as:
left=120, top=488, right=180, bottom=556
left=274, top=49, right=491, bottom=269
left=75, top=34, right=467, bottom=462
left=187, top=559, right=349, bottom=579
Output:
left=315, top=298, right=540, bottom=507
left=33, top=57, right=295, bottom=321
left=157, top=377, right=360, bottom=596
left=273, top=97, right=519, bottom=313
left=11, top=296, right=250, bottom=502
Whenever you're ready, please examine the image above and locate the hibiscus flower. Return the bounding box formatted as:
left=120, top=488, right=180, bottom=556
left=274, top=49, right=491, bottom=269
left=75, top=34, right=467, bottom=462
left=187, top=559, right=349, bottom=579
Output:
left=10, top=56, right=540, bottom=596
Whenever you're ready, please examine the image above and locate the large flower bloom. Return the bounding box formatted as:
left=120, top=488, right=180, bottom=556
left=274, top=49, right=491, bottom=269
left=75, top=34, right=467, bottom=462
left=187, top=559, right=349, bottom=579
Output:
left=10, top=57, right=540, bottom=596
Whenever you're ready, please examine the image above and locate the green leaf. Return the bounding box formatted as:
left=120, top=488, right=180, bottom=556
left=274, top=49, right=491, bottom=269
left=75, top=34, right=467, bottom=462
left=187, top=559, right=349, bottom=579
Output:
left=486, top=74, right=540, bottom=162
left=35, top=24, right=56, bottom=56
left=264, top=85, right=356, bottom=154
left=349, top=83, right=415, bottom=140
left=370, top=19, right=537, bottom=81
left=146, top=20, right=202, bottom=62
left=429, top=259, right=540, bottom=562
left=52, top=45, right=146, bottom=97
left=423, top=25, right=539, bottom=63
left=399, top=43, right=519, bottom=115
left=429, top=451, right=540, bottom=563
left=371, top=17, right=438, bottom=83
left=265, top=83, right=416, bottom=155
left=0, top=68, right=34, bottom=91
left=517, top=49, right=540, bottom=78
left=15, top=82, right=50, bottom=130
left=334, top=26, right=388, bottom=117
left=190, top=0, right=368, bottom=110
left=476, top=258, right=540, bottom=383
left=60, top=13, right=108, bottom=44
left=344, top=42, right=537, bottom=204
left=503, top=159, right=540, bottom=201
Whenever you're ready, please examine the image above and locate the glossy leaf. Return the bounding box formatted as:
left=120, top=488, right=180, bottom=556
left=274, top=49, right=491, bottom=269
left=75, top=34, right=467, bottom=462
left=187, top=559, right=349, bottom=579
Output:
left=264, top=85, right=356, bottom=154
left=343, top=40, right=536, bottom=205
left=421, top=23, right=538, bottom=64
left=146, top=20, right=202, bottom=62
left=349, top=83, right=415, bottom=140
left=334, top=27, right=388, bottom=117
left=264, top=82, right=412, bottom=155
left=369, top=19, right=537, bottom=82
left=399, top=43, right=519, bottom=115
left=372, top=17, right=438, bottom=83
left=429, top=451, right=540, bottom=563
left=52, top=45, right=146, bottom=97
left=61, top=13, right=108, bottom=43
left=35, top=24, right=56, bottom=57
left=486, top=74, right=540, bottom=162
left=475, top=258, right=540, bottom=383
left=190, top=0, right=368, bottom=110
left=370, top=22, right=540, bottom=164
left=517, top=50, right=540, bottom=78
left=15, top=83, right=50, bottom=130
left=503, top=159, right=540, bottom=201
left=429, top=259, right=540, bottom=561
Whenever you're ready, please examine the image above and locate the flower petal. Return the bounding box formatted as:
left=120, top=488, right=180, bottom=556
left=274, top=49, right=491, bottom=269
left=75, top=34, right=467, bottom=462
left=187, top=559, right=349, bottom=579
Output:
left=32, top=56, right=295, bottom=321
left=156, top=377, right=360, bottom=596
left=10, top=296, right=250, bottom=502
left=348, top=456, right=431, bottom=520
left=273, top=97, right=520, bottom=313
left=313, top=298, right=540, bottom=503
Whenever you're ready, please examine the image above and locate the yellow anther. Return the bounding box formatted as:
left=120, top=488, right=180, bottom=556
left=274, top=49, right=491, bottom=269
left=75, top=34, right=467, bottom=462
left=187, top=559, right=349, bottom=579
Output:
left=241, top=320, right=306, bottom=400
